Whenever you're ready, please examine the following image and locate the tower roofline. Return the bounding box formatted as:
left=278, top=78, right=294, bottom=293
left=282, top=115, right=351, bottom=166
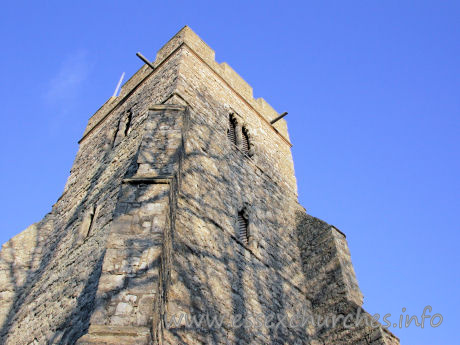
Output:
left=80, top=26, right=291, bottom=146
left=151, top=26, right=290, bottom=142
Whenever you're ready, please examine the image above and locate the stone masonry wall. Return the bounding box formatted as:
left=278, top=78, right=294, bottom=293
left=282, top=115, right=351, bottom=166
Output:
left=295, top=213, right=400, bottom=345
left=160, top=101, right=314, bottom=343
left=77, top=104, right=187, bottom=345
left=174, top=42, right=297, bottom=195
left=155, top=28, right=399, bottom=345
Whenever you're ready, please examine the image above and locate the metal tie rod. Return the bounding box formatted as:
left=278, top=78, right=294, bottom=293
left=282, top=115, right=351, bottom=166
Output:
left=270, top=112, right=288, bottom=125
left=136, top=52, right=155, bottom=70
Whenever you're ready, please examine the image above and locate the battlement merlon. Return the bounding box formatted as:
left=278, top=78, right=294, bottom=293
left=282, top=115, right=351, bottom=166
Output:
left=81, top=26, right=290, bottom=144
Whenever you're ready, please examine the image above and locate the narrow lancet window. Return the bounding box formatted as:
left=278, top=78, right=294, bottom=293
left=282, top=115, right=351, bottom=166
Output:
left=77, top=205, right=96, bottom=245
left=227, top=114, right=237, bottom=145
left=238, top=209, right=249, bottom=245
left=124, top=110, right=133, bottom=136
left=241, top=126, right=250, bottom=155
left=113, top=110, right=133, bottom=147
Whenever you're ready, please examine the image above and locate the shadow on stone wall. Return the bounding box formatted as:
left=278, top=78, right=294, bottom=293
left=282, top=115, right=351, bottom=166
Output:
left=2, top=94, right=315, bottom=345
left=294, top=210, right=399, bottom=345
left=154, top=94, right=309, bottom=345
left=0, top=108, right=140, bottom=344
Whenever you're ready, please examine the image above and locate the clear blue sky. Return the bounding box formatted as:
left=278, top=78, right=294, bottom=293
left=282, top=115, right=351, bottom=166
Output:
left=0, top=1, right=458, bottom=344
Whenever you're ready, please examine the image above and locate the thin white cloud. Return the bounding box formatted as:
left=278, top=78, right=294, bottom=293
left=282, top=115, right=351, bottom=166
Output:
left=44, top=50, right=92, bottom=112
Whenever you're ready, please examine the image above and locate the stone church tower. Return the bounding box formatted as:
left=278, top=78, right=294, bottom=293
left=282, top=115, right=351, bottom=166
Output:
left=0, top=27, right=400, bottom=345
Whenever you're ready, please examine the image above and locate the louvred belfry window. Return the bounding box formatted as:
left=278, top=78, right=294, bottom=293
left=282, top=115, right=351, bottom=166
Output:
left=241, top=126, right=250, bottom=155
left=124, top=110, right=133, bottom=136
left=227, top=115, right=237, bottom=145
left=238, top=210, right=249, bottom=245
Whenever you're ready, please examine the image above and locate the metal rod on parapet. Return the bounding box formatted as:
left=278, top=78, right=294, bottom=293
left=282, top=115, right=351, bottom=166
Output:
left=112, top=72, right=125, bottom=98
left=136, top=52, right=155, bottom=70
left=270, top=112, right=288, bottom=125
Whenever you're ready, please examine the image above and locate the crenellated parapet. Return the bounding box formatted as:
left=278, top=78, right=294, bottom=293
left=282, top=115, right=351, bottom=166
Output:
left=82, top=26, right=289, bottom=144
